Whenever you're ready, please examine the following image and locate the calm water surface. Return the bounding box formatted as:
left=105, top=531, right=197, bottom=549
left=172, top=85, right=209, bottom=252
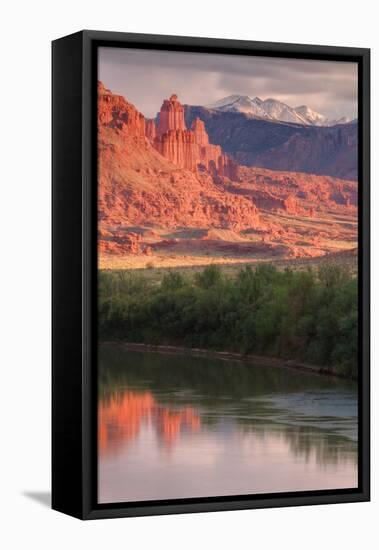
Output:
left=98, top=344, right=358, bottom=503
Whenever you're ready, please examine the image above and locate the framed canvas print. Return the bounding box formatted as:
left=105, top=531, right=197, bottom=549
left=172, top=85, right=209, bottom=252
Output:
left=52, top=30, right=370, bottom=519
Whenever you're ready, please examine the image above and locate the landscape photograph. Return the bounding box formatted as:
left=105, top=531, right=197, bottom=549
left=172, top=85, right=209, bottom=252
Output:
left=97, top=47, right=358, bottom=504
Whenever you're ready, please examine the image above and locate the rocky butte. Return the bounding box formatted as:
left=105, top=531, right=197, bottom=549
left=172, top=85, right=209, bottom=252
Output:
left=147, top=94, right=238, bottom=179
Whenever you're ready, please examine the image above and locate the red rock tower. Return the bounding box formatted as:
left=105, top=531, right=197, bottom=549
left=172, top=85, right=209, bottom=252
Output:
left=158, top=94, right=186, bottom=134
left=152, top=93, right=239, bottom=180
left=191, top=118, right=209, bottom=146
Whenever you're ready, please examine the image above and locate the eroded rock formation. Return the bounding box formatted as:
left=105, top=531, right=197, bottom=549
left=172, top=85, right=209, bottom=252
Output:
left=158, top=94, right=186, bottom=133
left=145, top=119, right=156, bottom=141
left=97, top=82, right=260, bottom=256
left=98, top=82, right=145, bottom=137
left=148, top=95, right=239, bottom=179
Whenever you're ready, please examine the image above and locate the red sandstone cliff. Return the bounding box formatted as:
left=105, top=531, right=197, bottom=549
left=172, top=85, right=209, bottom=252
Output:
left=98, top=82, right=145, bottom=137
left=97, top=82, right=260, bottom=251
left=232, top=165, right=357, bottom=217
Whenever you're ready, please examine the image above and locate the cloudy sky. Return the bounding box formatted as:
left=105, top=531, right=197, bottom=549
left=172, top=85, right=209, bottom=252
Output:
left=98, top=47, right=358, bottom=120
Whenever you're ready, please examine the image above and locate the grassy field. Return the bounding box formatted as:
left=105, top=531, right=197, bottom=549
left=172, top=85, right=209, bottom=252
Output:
left=99, top=248, right=358, bottom=285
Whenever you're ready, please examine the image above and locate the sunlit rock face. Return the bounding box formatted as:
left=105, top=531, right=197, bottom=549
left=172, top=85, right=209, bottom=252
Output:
left=97, top=82, right=260, bottom=247
left=152, top=95, right=239, bottom=178
left=98, top=81, right=146, bottom=137
left=158, top=94, right=187, bottom=133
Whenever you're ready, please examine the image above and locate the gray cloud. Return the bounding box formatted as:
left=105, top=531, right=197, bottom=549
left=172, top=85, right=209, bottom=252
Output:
left=98, top=47, right=357, bottom=120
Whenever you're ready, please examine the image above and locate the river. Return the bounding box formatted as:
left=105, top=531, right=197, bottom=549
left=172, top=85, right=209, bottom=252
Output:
left=98, top=344, right=358, bottom=503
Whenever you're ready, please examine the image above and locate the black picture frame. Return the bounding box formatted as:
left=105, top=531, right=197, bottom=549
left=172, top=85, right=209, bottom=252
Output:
left=52, top=30, right=370, bottom=520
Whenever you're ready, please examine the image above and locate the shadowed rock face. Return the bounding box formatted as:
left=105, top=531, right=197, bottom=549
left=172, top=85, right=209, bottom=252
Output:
left=145, top=119, right=156, bottom=141
left=184, top=105, right=358, bottom=181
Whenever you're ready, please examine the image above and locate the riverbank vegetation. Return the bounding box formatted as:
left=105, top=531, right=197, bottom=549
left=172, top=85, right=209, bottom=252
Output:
left=98, top=264, right=358, bottom=378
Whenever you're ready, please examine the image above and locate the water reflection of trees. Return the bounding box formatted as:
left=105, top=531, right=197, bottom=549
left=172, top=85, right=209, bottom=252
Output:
left=283, top=425, right=357, bottom=466
left=237, top=421, right=357, bottom=467
left=98, top=345, right=357, bottom=466
left=99, top=345, right=357, bottom=399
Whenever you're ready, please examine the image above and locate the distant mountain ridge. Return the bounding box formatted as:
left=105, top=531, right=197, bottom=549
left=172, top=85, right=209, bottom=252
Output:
left=206, top=95, right=352, bottom=127
left=185, top=106, right=357, bottom=180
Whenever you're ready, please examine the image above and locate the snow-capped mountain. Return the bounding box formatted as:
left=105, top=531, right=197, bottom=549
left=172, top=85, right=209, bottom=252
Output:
left=294, top=105, right=327, bottom=126
left=207, top=95, right=351, bottom=127
left=329, top=116, right=352, bottom=126
left=206, top=95, right=270, bottom=118
left=260, top=98, right=310, bottom=125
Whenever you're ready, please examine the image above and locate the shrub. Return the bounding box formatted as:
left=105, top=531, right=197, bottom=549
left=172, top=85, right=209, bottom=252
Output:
left=98, top=263, right=358, bottom=377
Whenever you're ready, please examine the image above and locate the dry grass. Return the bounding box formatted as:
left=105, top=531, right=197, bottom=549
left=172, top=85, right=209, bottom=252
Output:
left=99, top=248, right=358, bottom=284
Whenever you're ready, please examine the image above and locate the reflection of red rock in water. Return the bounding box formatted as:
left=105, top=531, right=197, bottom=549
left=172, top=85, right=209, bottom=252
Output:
left=98, top=391, right=155, bottom=454
left=155, top=408, right=201, bottom=445
left=98, top=390, right=201, bottom=455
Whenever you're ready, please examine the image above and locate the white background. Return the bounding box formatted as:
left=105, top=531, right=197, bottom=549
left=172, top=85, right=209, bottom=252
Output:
left=0, top=1, right=376, bottom=548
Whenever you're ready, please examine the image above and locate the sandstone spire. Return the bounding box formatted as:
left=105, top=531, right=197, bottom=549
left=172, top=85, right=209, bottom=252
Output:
left=191, top=118, right=209, bottom=146
left=158, top=94, right=186, bottom=134
left=152, top=94, right=238, bottom=179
